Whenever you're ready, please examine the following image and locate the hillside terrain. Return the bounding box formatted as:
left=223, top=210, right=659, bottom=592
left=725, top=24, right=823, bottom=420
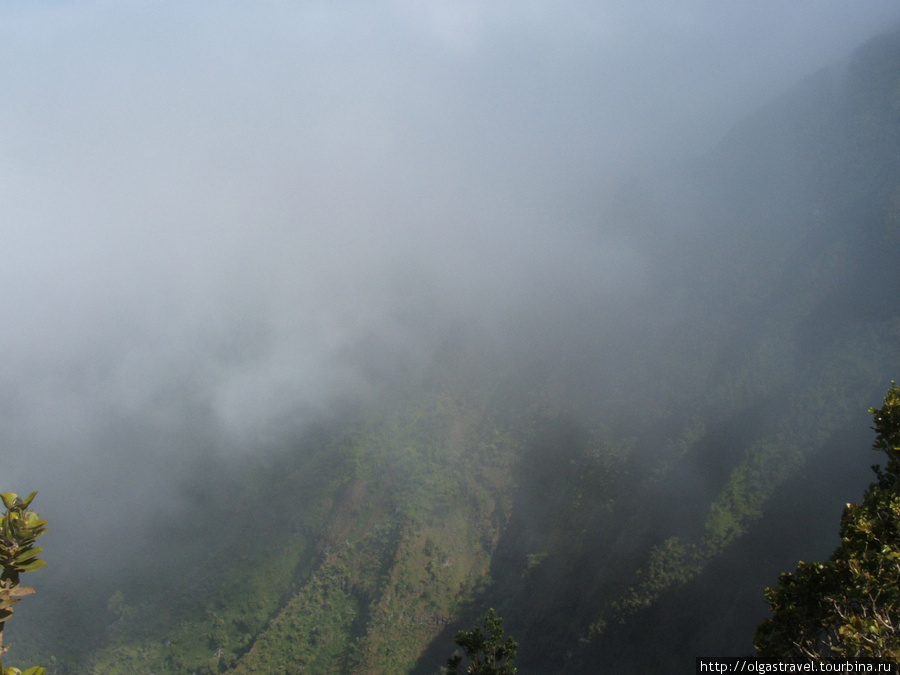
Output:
left=9, top=27, right=900, bottom=674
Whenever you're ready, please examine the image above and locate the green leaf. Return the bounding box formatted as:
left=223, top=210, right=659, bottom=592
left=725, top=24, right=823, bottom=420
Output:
left=17, top=559, right=45, bottom=573
left=13, top=548, right=42, bottom=564
left=17, top=493, right=37, bottom=511
left=23, top=516, right=47, bottom=531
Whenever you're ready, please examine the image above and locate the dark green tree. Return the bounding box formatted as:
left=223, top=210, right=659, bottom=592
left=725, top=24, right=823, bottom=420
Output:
left=754, top=383, right=900, bottom=659
left=0, top=492, right=47, bottom=675
left=445, top=608, right=518, bottom=675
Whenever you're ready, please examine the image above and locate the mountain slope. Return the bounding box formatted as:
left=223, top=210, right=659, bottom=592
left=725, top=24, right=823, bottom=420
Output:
left=11, top=27, right=900, bottom=675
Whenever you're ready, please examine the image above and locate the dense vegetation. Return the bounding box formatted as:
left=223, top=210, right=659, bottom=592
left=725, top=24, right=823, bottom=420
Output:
left=446, top=608, right=517, bottom=675
left=756, top=383, right=900, bottom=659
left=8, top=26, right=900, bottom=675
left=0, top=492, right=47, bottom=675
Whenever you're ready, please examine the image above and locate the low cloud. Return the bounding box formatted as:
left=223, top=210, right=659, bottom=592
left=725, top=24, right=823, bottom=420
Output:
left=0, top=0, right=898, bottom=564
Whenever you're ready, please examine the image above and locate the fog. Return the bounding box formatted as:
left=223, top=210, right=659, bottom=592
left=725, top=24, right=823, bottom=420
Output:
left=2, top=0, right=900, bottom=638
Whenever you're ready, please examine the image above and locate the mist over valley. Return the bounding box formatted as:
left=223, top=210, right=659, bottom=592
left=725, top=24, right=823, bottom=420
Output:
left=3, top=3, right=900, bottom=672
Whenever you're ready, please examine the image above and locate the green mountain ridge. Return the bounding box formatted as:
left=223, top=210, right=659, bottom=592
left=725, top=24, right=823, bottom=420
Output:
left=11, top=27, right=900, bottom=674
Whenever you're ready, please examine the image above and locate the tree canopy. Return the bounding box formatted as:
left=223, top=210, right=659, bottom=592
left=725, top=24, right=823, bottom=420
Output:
left=0, top=491, right=47, bottom=675
left=754, top=383, right=900, bottom=659
left=446, top=608, right=518, bottom=675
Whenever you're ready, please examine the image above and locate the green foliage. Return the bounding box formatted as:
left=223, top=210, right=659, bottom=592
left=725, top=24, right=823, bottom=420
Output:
left=71, top=388, right=524, bottom=674
left=84, top=445, right=343, bottom=674
left=446, top=608, right=517, bottom=675
left=229, top=391, right=522, bottom=675
left=755, top=383, right=900, bottom=659
left=610, top=537, right=700, bottom=619
left=0, top=492, right=47, bottom=588
left=0, top=492, right=47, bottom=675
left=0, top=666, right=46, bottom=675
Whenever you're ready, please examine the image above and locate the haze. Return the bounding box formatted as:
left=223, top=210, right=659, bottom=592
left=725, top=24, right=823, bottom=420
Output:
left=2, top=0, right=899, bottom=589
